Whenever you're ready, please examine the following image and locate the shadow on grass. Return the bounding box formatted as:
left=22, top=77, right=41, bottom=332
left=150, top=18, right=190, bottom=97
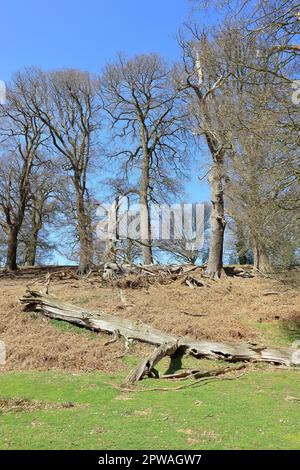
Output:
left=163, top=350, right=184, bottom=375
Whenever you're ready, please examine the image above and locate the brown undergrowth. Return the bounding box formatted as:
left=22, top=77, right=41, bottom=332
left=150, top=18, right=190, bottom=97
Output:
left=0, top=267, right=299, bottom=373
left=0, top=398, right=76, bottom=414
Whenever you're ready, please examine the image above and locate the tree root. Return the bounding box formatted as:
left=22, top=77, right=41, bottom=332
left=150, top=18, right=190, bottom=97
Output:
left=109, top=366, right=247, bottom=393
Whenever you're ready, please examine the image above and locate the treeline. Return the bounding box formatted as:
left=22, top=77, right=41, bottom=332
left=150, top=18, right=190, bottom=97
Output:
left=0, top=0, right=299, bottom=277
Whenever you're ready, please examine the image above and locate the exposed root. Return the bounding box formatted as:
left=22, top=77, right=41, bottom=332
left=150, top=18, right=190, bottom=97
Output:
left=161, top=364, right=246, bottom=381
left=110, top=366, right=247, bottom=393
left=104, top=329, right=121, bottom=346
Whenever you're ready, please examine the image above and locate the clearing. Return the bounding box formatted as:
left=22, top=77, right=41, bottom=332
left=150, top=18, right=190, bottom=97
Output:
left=0, top=267, right=299, bottom=449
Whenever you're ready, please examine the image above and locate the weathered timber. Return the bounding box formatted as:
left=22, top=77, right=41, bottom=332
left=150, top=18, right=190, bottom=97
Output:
left=123, top=341, right=178, bottom=385
left=20, top=290, right=300, bottom=373
left=20, top=290, right=175, bottom=346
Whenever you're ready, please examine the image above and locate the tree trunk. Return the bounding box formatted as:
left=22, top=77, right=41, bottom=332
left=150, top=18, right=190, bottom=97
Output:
left=26, top=200, right=45, bottom=266
left=76, top=191, right=93, bottom=275
left=252, top=236, right=271, bottom=273
left=206, top=163, right=226, bottom=279
left=139, top=150, right=153, bottom=265
left=5, top=227, right=18, bottom=271
left=78, top=223, right=92, bottom=275
left=235, top=228, right=248, bottom=265
left=26, top=235, right=38, bottom=267
left=26, top=231, right=39, bottom=266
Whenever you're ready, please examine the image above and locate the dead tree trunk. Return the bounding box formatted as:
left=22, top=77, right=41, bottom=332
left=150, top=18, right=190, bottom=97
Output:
left=123, top=341, right=178, bottom=385
left=20, top=291, right=300, bottom=382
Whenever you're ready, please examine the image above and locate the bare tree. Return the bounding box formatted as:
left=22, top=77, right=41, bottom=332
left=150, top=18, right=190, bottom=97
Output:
left=191, top=1, right=299, bottom=33
left=211, top=26, right=300, bottom=271
left=190, top=1, right=300, bottom=61
left=16, top=69, right=100, bottom=274
left=176, top=6, right=300, bottom=274
left=0, top=78, right=44, bottom=271
left=224, top=89, right=300, bottom=270
left=100, top=54, right=187, bottom=264
left=175, top=28, right=236, bottom=278
left=19, top=160, right=60, bottom=266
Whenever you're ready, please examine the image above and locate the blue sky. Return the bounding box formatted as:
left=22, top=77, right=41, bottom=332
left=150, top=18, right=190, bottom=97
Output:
left=1, top=0, right=212, bottom=203
left=2, top=0, right=190, bottom=78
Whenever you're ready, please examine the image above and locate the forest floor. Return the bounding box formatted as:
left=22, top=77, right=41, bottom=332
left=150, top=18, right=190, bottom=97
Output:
left=0, top=266, right=299, bottom=372
left=0, top=266, right=299, bottom=449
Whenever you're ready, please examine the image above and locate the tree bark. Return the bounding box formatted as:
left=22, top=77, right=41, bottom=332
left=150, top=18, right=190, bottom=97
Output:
left=206, top=162, right=226, bottom=279
left=75, top=184, right=93, bottom=275
left=5, top=227, right=18, bottom=271
left=25, top=199, right=45, bottom=266
left=252, top=236, right=271, bottom=273
left=26, top=231, right=39, bottom=266
left=78, top=222, right=92, bottom=275
left=123, top=341, right=178, bottom=385
left=139, top=150, right=153, bottom=265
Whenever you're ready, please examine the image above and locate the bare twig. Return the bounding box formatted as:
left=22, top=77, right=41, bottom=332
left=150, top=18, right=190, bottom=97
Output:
left=182, top=311, right=208, bottom=318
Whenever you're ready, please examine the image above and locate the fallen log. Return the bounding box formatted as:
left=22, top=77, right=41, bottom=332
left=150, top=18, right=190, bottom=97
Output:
left=20, top=290, right=175, bottom=346
left=20, top=290, right=300, bottom=383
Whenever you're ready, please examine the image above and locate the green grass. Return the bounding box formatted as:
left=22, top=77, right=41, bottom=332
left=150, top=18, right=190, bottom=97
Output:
left=1, top=368, right=300, bottom=450
left=256, top=319, right=300, bottom=346
left=50, top=319, right=98, bottom=339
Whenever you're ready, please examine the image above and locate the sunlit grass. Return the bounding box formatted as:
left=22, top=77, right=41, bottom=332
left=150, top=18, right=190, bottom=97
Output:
left=0, top=369, right=300, bottom=450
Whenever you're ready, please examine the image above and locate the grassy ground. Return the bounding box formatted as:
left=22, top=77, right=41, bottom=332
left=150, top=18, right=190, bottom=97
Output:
left=0, top=268, right=299, bottom=449
left=1, top=366, right=300, bottom=450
